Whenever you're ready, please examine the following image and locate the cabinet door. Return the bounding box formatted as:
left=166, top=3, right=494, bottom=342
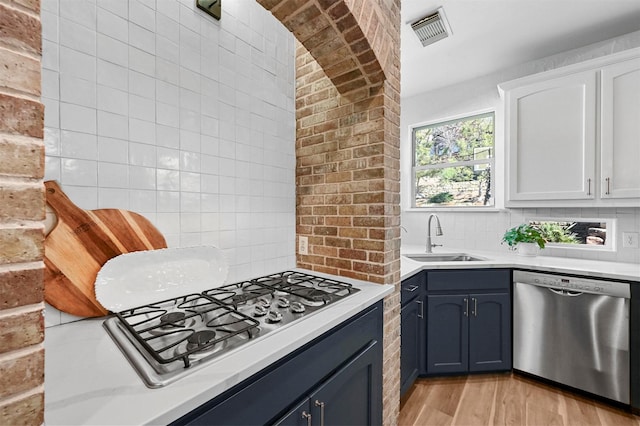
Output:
left=426, top=295, right=469, bottom=374
left=505, top=70, right=596, bottom=201
left=401, top=298, right=422, bottom=396
left=468, top=293, right=512, bottom=372
left=309, top=341, right=382, bottom=426
left=601, top=57, right=640, bottom=199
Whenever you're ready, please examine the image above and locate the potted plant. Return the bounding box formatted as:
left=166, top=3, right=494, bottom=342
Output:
left=502, top=224, right=546, bottom=256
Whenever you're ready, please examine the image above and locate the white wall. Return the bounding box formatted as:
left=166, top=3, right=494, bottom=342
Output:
left=42, top=0, right=296, bottom=325
left=401, top=31, right=640, bottom=264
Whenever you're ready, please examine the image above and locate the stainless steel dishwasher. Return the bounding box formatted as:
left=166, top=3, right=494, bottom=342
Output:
left=513, top=270, right=630, bottom=404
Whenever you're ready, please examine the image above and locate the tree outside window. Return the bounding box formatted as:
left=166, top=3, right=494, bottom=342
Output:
left=412, top=112, right=495, bottom=207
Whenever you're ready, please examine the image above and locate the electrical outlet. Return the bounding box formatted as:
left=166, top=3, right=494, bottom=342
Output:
left=622, top=232, right=639, bottom=248
left=298, top=236, right=308, bottom=255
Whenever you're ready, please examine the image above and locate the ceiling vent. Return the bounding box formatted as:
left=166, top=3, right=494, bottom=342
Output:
left=411, top=7, right=452, bottom=47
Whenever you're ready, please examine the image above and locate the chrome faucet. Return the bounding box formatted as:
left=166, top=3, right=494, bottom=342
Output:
left=426, top=214, right=443, bottom=253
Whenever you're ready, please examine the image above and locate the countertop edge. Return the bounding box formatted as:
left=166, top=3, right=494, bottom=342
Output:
left=400, top=246, right=640, bottom=282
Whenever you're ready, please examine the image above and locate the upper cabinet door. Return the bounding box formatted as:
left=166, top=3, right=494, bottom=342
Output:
left=600, top=58, right=640, bottom=199
left=505, top=70, right=597, bottom=202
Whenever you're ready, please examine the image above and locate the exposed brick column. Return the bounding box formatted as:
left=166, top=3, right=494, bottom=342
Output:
left=0, top=0, right=46, bottom=424
left=258, top=0, right=401, bottom=424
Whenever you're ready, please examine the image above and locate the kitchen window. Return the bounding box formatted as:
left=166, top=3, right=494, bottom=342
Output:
left=412, top=112, right=495, bottom=208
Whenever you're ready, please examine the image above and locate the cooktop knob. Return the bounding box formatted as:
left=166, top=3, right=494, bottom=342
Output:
left=267, top=310, right=283, bottom=323
left=258, top=297, right=271, bottom=308
left=253, top=305, right=268, bottom=317
left=290, top=301, right=305, bottom=313
left=276, top=298, right=290, bottom=308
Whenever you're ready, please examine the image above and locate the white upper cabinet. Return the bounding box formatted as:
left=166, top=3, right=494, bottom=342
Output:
left=500, top=48, right=640, bottom=207
left=600, top=57, right=640, bottom=200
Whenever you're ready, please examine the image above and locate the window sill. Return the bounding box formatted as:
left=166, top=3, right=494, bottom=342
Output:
left=404, top=207, right=505, bottom=213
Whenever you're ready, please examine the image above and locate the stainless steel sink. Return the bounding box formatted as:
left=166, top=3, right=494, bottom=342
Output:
left=404, top=253, right=487, bottom=262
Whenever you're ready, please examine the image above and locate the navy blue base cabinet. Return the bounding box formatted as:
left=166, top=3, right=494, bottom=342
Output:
left=425, top=269, right=511, bottom=375
left=171, top=301, right=383, bottom=426
left=400, top=272, right=424, bottom=396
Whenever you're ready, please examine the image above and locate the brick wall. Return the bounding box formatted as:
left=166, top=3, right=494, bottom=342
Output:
left=0, top=0, right=46, bottom=424
left=258, top=1, right=401, bottom=424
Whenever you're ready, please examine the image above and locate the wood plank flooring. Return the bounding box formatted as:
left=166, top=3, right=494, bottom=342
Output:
left=399, top=373, right=640, bottom=426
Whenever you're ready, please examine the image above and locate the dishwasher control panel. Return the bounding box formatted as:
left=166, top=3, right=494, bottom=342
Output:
left=513, top=270, right=630, bottom=298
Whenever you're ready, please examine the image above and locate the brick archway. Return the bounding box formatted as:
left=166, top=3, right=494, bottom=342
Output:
left=258, top=1, right=402, bottom=424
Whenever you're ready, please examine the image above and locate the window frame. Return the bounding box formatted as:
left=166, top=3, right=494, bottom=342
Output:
left=411, top=111, right=496, bottom=209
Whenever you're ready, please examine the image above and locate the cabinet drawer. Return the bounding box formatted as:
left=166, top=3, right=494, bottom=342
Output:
left=427, top=269, right=510, bottom=292
left=401, top=272, right=424, bottom=305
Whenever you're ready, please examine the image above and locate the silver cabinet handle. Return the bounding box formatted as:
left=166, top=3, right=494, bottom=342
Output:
left=587, top=178, right=591, bottom=195
left=463, top=298, right=468, bottom=316
left=417, top=300, right=423, bottom=319
left=606, top=177, right=611, bottom=195
left=403, top=285, right=419, bottom=292
left=302, top=411, right=312, bottom=426
left=315, top=400, right=325, bottom=426
left=472, top=297, right=477, bottom=317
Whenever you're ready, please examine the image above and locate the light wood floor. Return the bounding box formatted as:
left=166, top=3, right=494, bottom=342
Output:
left=399, top=373, right=640, bottom=426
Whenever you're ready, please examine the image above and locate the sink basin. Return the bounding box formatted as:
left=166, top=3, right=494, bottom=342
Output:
left=405, top=253, right=487, bottom=262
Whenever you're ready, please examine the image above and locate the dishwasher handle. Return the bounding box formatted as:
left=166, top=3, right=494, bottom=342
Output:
left=548, top=287, right=583, bottom=297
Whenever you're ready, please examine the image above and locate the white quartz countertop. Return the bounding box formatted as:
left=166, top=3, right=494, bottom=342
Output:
left=401, top=245, right=640, bottom=282
left=44, top=269, right=393, bottom=426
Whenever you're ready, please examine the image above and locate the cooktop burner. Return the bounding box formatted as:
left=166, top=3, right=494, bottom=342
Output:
left=103, top=270, right=359, bottom=388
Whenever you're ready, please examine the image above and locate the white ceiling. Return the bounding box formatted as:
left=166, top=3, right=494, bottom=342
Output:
left=401, top=0, right=640, bottom=98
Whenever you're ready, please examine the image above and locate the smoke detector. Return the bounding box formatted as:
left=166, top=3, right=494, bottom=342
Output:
left=411, top=7, right=452, bottom=47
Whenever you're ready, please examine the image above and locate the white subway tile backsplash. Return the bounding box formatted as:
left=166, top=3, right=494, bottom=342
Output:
left=60, top=46, right=96, bottom=81
left=129, top=22, right=156, bottom=54
left=128, top=70, right=156, bottom=99
left=97, top=60, right=128, bottom=90
left=157, top=147, right=180, bottom=170
left=44, top=0, right=296, bottom=326
left=156, top=36, right=180, bottom=64
left=129, top=142, right=157, bottom=167
left=98, top=0, right=128, bottom=19
left=61, top=158, right=98, bottom=186
left=157, top=169, right=180, bottom=190
left=129, top=94, right=156, bottom=121
left=97, top=136, right=128, bottom=163
left=156, top=125, right=180, bottom=149
left=42, top=98, right=60, bottom=129
left=181, top=192, right=200, bottom=212
left=179, top=130, right=200, bottom=152
left=129, top=165, right=156, bottom=190
left=98, top=187, right=129, bottom=208
left=129, top=189, right=156, bottom=213
left=97, top=84, right=128, bottom=114
left=97, top=7, right=128, bottom=43
left=180, top=151, right=200, bottom=172
left=44, top=156, right=61, bottom=181
left=60, top=17, right=96, bottom=56
left=156, top=102, right=180, bottom=127
left=129, top=46, right=156, bottom=76
left=157, top=190, right=180, bottom=212
left=60, top=0, right=96, bottom=30
left=129, top=118, right=156, bottom=144
left=156, top=57, right=180, bottom=84
left=60, top=103, right=96, bottom=134
left=97, top=111, right=128, bottom=139
left=129, top=0, right=155, bottom=31
left=180, top=171, right=201, bottom=193
left=97, top=34, right=128, bottom=68
left=60, top=130, right=97, bottom=160
left=180, top=109, right=200, bottom=132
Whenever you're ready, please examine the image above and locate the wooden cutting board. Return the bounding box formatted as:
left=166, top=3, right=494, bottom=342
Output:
left=44, top=181, right=167, bottom=317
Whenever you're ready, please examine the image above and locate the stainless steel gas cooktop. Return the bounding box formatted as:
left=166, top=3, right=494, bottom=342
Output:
left=103, top=271, right=359, bottom=388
